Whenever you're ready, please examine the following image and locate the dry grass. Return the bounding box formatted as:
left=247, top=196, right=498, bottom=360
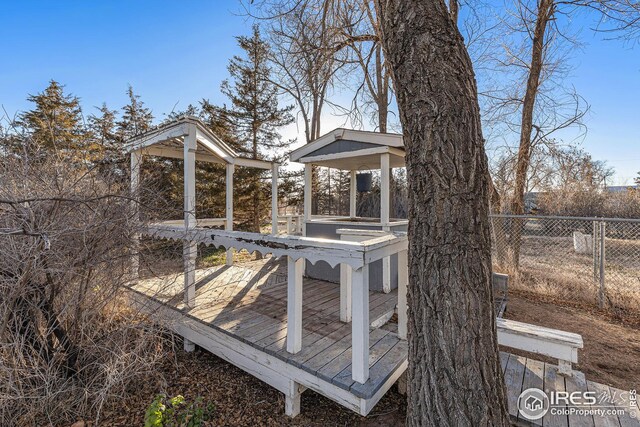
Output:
left=496, top=234, right=640, bottom=320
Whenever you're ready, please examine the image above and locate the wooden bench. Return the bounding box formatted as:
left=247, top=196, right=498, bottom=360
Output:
left=497, top=318, right=583, bottom=375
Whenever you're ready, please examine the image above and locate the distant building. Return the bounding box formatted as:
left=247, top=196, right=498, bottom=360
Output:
left=606, top=185, right=639, bottom=193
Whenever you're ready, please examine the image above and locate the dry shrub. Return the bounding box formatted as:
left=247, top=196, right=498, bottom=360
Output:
left=537, top=187, right=640, bottom=218
left=0, top=152, right=169, bottom=425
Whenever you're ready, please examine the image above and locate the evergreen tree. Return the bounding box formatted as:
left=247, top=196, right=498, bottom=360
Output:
left=19, top=80, right=86, bottom=156
left=635, top=172, right=639, bottom=186
left=88, top=103, right=119, bottom=161
left=221, top=25, right=294, bottom=232
left=88, top=103, right=117, bottom=147
left=117, top=85, right=153, bottom=141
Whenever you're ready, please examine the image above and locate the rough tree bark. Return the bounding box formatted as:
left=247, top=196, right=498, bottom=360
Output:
left=375, top=0, right=510, bottom=425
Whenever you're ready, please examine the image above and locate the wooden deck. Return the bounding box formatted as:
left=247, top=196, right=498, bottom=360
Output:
left=502, top=352, right=639, bottom=426
left=130, top=260, right=638, bottom=424
left=130, top=259, right=405, bottom=414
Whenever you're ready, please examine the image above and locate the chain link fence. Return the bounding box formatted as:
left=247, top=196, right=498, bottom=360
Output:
left=490, top=215, right=640, bottom=316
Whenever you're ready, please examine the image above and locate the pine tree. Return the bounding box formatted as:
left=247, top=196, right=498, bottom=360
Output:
left=88, top=103, right=119, bottom=161
left=117, top=85, right=153, bottom=141
left=89, top=103, right=117, bottom=147
left=19, top=80, right=86, bottom=156
left=221, top=25, right=294, bottom=232
left=635, top=172, right=639, bottom=186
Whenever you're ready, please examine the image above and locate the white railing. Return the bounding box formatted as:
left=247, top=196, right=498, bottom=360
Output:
left=142, top=224, right=408, bottom=384
left=277, top=214, right=303, bottom=234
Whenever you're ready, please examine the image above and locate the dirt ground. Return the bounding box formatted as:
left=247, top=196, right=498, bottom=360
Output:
left=97, top=292, right=639, bottom=427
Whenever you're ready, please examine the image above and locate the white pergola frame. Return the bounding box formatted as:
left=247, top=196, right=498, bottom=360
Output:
left=290, top=128, right=406, bottom=295
left=127, top=117, right=279, bottom=346
left=290, top=128, right=406, bottom=231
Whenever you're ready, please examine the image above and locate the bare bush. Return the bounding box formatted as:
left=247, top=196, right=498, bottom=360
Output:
left=0, top=151, right=168, bottom=425
left=538, top=188, right=640, bottom=218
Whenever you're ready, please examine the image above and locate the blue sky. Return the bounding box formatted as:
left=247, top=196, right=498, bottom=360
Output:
left=0, top=1, right=638, bottom=183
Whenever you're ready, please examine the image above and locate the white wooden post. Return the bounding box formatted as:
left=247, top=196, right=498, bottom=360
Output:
left=286, top=216, right=293, bottom=234
left=339, top=264, right=352, bottom=322
left=351, top=264, right=370, bottom=383
left=397, top=249, right=408, bottom=340
left=287, top=256, right=304, bottom=354
left=349, top=170, right=356, bottom=217
left=285, top=380, right=303, bottom=417
left=225, top=163, right=234, bottom=266
left=380, top=153, right=391, bottom=293
left=130, top=150, right=142, bottom=284
left=183, top=129, right=197, bottom=352
left=303, top=163, right=312, bottom=236
left=271, top=163, right=279, bottom=235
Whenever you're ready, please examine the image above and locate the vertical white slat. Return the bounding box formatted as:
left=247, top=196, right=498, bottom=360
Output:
left=287, top=256, right=304, bottom=354
left=286, top=216, right=292, bottom=234
left=284, top=379, right=302, bottom=417
left=380, top=154, right=391, bottom=293
left=271, top=163, right=279, bottom=235
left=225, top=163, right=234, bottom=266
left=381, top=255, right=391, bottom=294
left=397, top=249, right=408, bottom=340
left=380, top=153, right=390, bottom=225
left=183, top=128, right=197, bottom=309
left=349, top=169, right=357, bottom=217
left=339, top=264, right=352, bottom=322
left=351, top=264, right=370, bottom=383
left=130, top=150, right=142, bottom=284
left=183, top=128, right=197, bottom=353
left=303, top=163, right=312, bottom=236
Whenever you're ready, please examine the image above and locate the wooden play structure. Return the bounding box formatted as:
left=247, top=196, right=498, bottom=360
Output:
left=125, top=118, right=637, bottom=425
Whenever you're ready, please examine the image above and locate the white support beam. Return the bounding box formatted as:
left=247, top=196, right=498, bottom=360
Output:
left=130, top=150, right=142, bottom=284
left=339, top=264, right=352, bottom=323
left=272, top=163, right=279, bottom=235
left=284, top=380, right=304, bottom=417
left=380, top=154, right=390, bottom=225
left=397, top=249, right=408, bottom=340
left=287, top=256, right=304, bottom=354
left=351, top=264, right=370, bottom=383
left=349, top=170, right=357, bottom=217
left=233, top=157, right=275, bottom=170
left=380, top=153, right=391, bottom=293
left=183, top=128, right=197, bottom=352
left=303, top=163, right=312, bottom=236
left=225, top=163, right=235, bottom=265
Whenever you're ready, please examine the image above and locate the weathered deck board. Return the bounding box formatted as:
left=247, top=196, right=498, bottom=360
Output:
left=520, top=357, right=545, bottom=426
left=543, top=363, right=569, bottom=427
left=505, top=354, right=527, bottom=419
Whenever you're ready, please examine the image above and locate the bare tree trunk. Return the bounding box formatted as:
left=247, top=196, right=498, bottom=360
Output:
left=375, top=45, right=388, bottom=133
left=376, top=0, right=510, bottom=425
left=509, top=0, right=554, bottom=270
left=510, top=0, right=554, bottom=217
left=449, top=0, right=459, bottom=24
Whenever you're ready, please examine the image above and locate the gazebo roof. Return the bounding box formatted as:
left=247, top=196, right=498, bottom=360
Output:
left=125, top=116, right=275, bottom=169
left=289, top=128, right=405, bottom=170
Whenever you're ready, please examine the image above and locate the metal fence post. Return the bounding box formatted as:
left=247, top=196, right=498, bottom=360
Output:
left=598, top=221, right=606, bottom=309
left=592, top=220, right=599, bottom=284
